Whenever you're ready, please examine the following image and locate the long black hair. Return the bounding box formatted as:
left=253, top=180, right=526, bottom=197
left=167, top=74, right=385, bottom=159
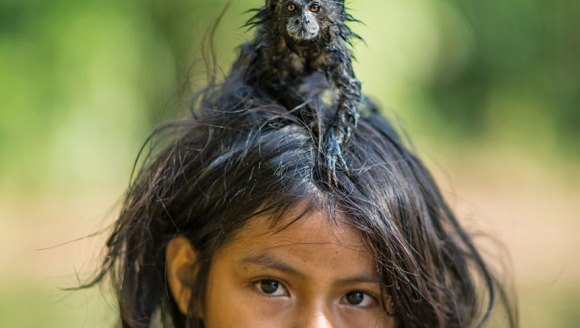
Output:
left=83, top=67, right=517, bottom=327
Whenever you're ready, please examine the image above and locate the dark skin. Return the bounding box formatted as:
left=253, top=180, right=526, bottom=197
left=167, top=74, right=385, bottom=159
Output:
left=235, top=0, right=363, bottom=181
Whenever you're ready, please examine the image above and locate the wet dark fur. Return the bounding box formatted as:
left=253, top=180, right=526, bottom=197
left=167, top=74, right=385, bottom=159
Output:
left=231, top=0, right=365, bottom=181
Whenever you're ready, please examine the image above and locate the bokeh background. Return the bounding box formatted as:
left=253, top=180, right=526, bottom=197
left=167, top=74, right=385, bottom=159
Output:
left=1, top=0, right=579, bottom=326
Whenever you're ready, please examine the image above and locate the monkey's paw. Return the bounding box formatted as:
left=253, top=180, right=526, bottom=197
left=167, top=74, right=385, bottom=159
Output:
left=323, top=127, right=348, bottom=182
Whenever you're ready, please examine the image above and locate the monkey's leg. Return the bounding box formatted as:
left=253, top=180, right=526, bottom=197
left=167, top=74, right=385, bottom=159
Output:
left=334, top=64, right=362, bottom=135
left=322, top=52, right=362, bottom=181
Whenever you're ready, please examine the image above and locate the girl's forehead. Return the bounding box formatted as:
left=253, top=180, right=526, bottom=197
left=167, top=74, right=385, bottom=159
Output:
left=217, top=208, right=375, bottom=275
left=242, top=209, right=362, bottom=246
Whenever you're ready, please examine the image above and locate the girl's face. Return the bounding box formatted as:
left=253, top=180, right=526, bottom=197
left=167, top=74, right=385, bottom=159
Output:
left=174, top=208, right=395, bottom=327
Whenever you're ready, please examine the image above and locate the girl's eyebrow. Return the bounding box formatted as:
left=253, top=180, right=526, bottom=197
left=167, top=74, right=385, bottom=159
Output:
left=334, top=275, right=380, bottom=286
left=240, top=253, right=380, bottom=285
left=240, top=253, right=306, bottom=278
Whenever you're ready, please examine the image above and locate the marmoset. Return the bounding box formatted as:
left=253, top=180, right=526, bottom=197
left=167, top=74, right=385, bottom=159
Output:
left=233, top=0, right=364, bottom=179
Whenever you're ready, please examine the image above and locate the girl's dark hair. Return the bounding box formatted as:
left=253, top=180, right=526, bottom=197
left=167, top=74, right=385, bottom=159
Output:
left=86, top=55, right=516, bottom=328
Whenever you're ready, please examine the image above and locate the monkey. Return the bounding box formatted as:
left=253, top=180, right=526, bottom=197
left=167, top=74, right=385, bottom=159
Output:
left=230, top=0, right=364, bottom=181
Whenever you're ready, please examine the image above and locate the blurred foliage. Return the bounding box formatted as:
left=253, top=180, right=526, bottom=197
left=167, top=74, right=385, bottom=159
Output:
left=1, top=0, right=579, bottom=193
left=425, top=0, right=580, bottom=151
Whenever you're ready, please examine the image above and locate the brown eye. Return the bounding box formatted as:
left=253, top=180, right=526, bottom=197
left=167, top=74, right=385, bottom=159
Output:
left=345, top=292, right=365, bottom=305
left=287, top=3, right=296, bottom=12
left=310, top=3, right=321, bottom=13
left=341, top=291, right=376, bottom=308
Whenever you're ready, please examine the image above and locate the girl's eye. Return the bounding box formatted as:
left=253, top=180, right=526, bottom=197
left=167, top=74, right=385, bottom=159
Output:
left=255, top=279, right=289, bottom=297
left=287, top=3, right=296, bottom=12
left=310, top=3, right=321, bottom=13
left=341, top=291, right=376, bottom=308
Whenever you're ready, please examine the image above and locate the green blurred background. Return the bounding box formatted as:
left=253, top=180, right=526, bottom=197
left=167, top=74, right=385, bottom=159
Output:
left=1, top=0, right=579, bottom=326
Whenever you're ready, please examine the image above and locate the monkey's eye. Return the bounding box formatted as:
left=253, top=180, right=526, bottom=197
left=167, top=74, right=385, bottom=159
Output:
left=287, top=3, right=296, bottom=12
left=310, top=3, right=321, bottom=13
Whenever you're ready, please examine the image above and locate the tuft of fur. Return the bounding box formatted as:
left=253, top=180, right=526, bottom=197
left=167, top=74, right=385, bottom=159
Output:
left=231, top=0, right=365, bottom=182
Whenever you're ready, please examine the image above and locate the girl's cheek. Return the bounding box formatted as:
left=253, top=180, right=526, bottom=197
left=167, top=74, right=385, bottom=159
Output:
left=336, top=306, right=396, bottom=327
left=223, top=283, right=293, bottom=326
left=251, top=298, right=294, bottom=323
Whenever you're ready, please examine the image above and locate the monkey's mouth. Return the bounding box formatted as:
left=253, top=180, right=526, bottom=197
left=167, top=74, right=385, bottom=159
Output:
left=286, top=21, right=320, bottom=41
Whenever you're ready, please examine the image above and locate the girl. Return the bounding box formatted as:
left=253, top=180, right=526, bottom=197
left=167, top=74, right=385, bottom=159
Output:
left=86, top=59, right=516, bottom=328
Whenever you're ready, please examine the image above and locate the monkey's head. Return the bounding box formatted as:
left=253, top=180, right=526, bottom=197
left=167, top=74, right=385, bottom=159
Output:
left=268, top=0, right=345, bottom=42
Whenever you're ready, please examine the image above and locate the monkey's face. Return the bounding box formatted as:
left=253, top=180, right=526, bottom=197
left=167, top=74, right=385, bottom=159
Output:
left=272, top=1, right=343, bottom=42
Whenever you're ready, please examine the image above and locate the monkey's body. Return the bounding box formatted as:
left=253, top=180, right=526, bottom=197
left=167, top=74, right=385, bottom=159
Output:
left=231, top=0, right=364, bottom=180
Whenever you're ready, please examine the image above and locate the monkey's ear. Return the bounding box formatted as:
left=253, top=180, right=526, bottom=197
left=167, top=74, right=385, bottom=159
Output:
left=266, top=0, right=277, bottom=11
left=166, top=236, right=200, bottom=316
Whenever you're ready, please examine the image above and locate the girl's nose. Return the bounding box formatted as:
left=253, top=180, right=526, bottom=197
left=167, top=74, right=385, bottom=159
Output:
left=294, top=304, right=333, bottom=328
